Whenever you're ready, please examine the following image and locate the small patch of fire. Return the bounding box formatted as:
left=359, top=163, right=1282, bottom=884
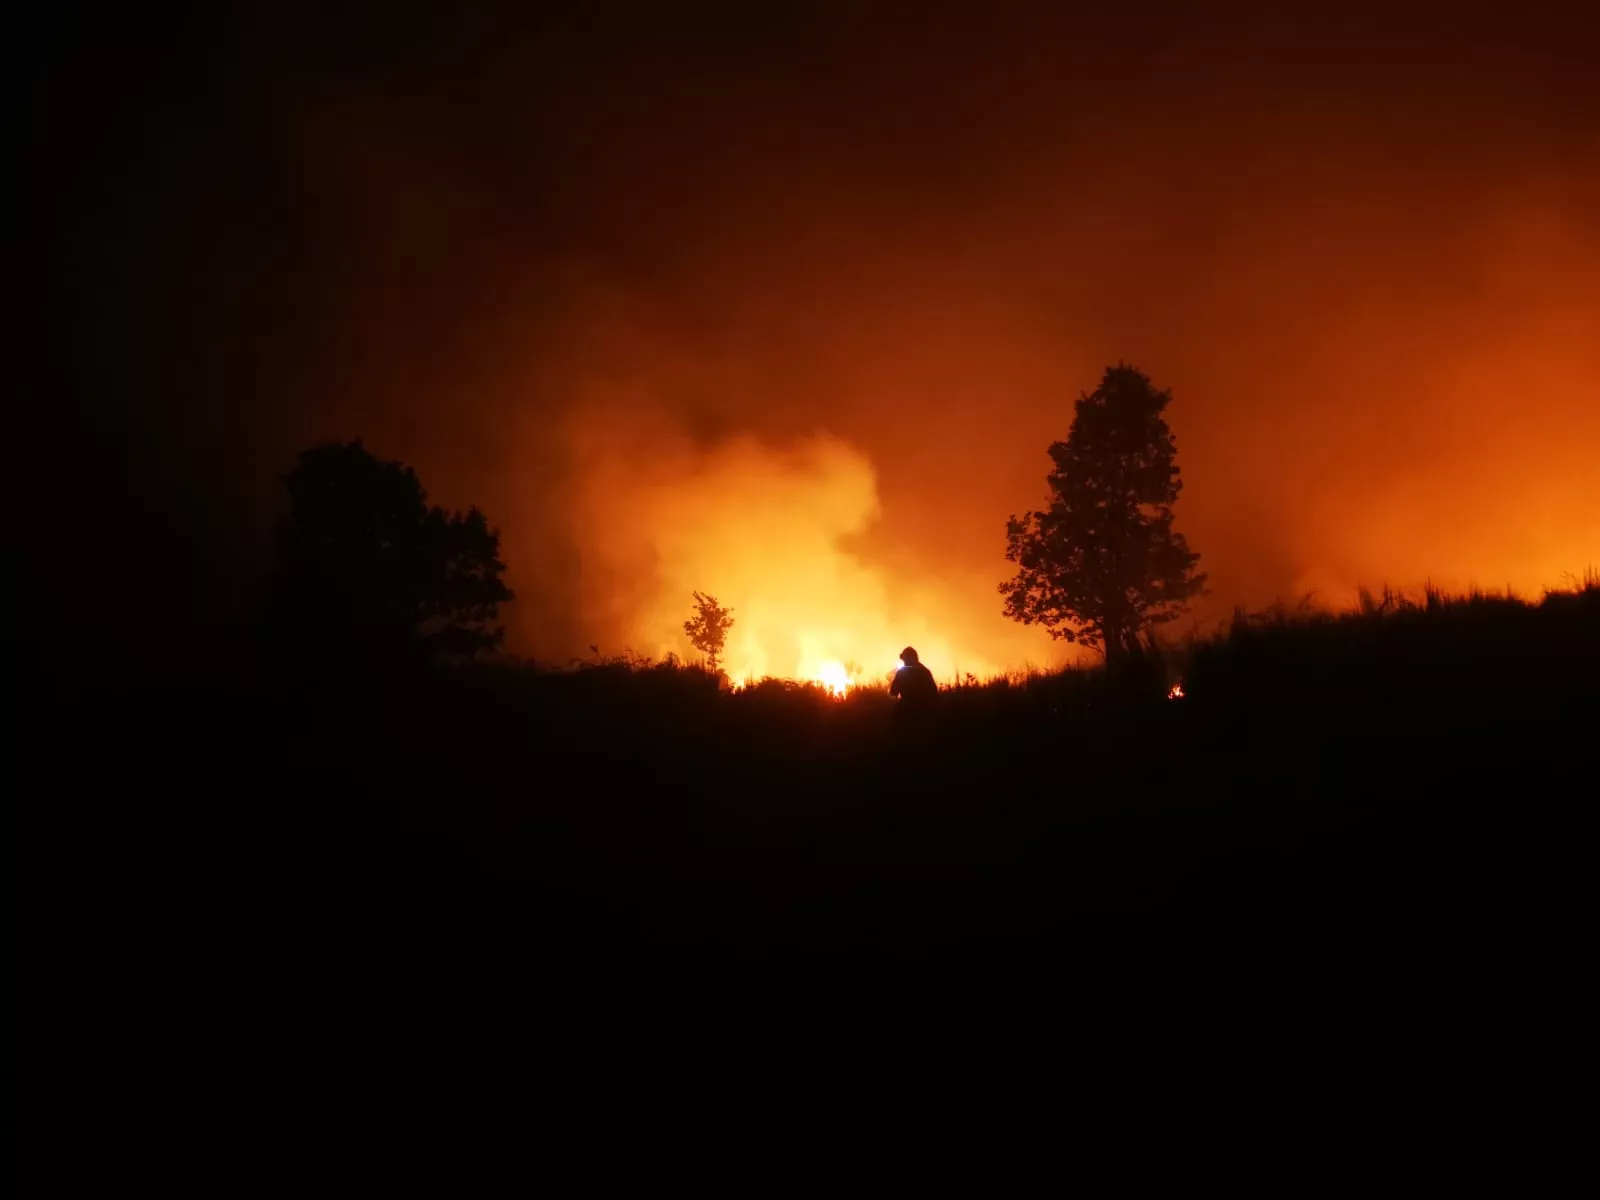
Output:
left=1167, top=681, right=1186, bottom=700
left=815, top=660, right=859, bottom=698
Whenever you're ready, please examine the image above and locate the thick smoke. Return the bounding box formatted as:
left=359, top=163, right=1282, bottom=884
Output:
left=31, top=5, right=1598, bottom=674
left=560, top=397, right=1059, bottom=679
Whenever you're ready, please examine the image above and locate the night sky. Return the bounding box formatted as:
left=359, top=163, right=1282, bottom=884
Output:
left=22, top=1, right=1600, bottom=678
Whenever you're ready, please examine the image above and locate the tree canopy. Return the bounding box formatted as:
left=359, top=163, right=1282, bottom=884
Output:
left=683, top=591, right=735, bottom=674
left=268, top=440, right=513, bottom=668
left=1000, top=364, right=1206, bottom=660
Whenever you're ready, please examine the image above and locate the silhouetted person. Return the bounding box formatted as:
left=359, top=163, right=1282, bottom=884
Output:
left=889, top=646, right=938, bottom=715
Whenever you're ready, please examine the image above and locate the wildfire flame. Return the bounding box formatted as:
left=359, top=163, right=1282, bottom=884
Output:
left=815, top=660, right=858, bottom=697
left=1167, top=682, right=1186, bottom=700
left=569, top=421, right=1062, bottom=691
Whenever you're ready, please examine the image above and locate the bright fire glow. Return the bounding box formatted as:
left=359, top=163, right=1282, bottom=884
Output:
left=1167, top=682, right=1186, bottom=700
left=568, top=419, right=1063, bottom=687
left=814, top=660, right=858, bottom=697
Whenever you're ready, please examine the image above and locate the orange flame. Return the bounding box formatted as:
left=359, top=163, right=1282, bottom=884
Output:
left=568, top=418, right=1062, bottom=687
left=814, top=660, right=859, bottom=697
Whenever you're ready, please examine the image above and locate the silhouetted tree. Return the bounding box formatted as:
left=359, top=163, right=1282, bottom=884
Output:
left=1000, top=364, right=1206, bottom=663
left=268, top=440, right=513, bottom=668
left=683, top=591, right=734, bottom=673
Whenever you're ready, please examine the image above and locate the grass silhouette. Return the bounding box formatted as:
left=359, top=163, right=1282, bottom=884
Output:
left=15, top=575, right=1597, bottom=1189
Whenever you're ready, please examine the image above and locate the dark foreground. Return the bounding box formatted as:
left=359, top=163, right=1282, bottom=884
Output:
left=13, top=593, right=1598, bottom=1188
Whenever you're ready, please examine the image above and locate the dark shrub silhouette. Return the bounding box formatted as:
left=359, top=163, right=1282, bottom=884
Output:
left=1001, top=364, right=1206, bottom=664
left=266, top=440, right=513, bottom=671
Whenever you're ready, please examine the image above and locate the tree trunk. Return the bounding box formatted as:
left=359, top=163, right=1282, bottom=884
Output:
left=1102, top=618, right=1126, bottom=671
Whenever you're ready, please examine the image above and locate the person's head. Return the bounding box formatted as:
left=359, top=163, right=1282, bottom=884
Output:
left=900, top=646, right=919, bottom=666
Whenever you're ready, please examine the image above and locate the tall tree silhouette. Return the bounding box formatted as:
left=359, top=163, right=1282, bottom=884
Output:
left=683, top=591, right=735, bottom=674
left=1000, top=364, right=1206, bottom=662
left=269, top=441, right=513, bottom=667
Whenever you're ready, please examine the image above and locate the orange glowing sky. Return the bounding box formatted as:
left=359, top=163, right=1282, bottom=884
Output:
left=28, top=4, right=1600, bottom=676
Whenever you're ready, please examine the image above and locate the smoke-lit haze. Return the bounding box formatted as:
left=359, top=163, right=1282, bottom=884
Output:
left=27, top=3, right=1599, bottom=677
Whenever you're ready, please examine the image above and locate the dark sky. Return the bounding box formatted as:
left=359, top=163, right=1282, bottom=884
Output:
left=22, top=1, right=1600, bottom=677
